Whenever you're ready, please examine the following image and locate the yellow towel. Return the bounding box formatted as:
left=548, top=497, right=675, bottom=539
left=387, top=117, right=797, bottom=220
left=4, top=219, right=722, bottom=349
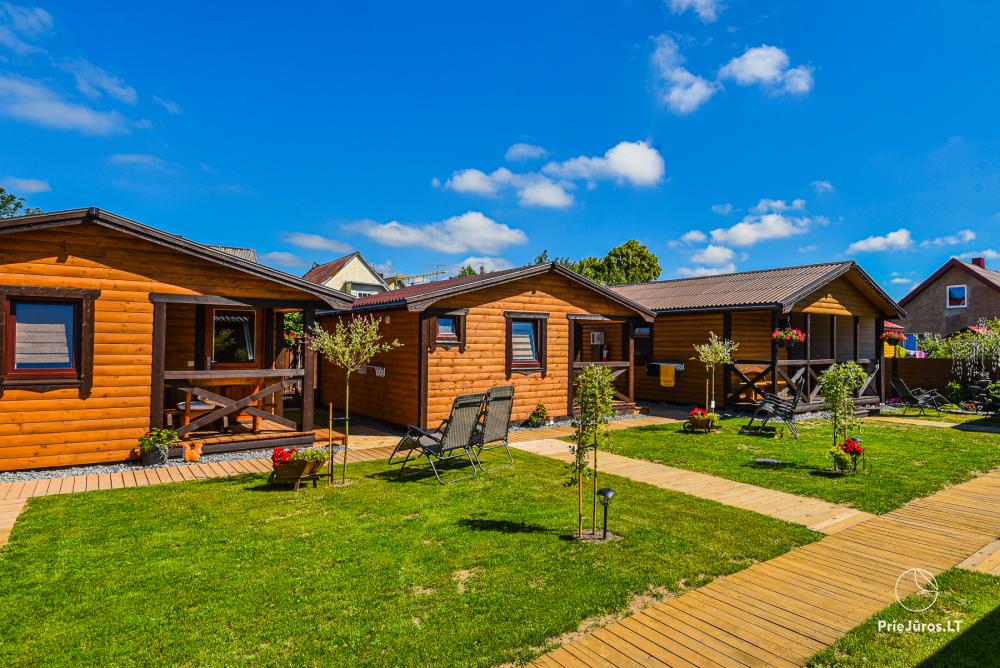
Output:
left=659, top=364, right=675, bottom=388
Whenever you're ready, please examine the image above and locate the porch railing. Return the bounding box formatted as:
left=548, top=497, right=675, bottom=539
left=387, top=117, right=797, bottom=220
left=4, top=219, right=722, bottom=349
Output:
left=726, top=358, right=880, bottom=406
left=572, top=361, right=633, bottom=404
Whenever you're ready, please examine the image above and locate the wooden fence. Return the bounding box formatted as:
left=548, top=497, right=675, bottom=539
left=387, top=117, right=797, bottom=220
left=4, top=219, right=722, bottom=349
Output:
left=887, top=357, right=957, bottom=395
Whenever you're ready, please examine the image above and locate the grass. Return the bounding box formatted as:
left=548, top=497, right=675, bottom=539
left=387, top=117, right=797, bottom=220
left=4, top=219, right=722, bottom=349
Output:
left=880, top=408, right=1000, bottom=428
left=810, top=569, right=1000, bottom=667
left=0, top=453, right=817, bottom=667
left=599, top=418, right=1000, bottom=514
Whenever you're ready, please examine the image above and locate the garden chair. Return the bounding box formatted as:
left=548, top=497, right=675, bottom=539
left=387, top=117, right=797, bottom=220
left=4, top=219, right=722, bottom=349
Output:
left=470, top=385, right=515, bottom=471
left=890, top=378, right=943, bottom=415
left=396, top=393, right=485, bottom=484
left=741, top=379, right=803, bottom=438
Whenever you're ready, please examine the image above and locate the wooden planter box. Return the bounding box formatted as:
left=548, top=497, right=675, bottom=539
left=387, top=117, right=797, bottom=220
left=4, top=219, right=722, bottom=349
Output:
left=268, top=459, right=323, bottom=491
left=683, top=416, right=716, bottom=434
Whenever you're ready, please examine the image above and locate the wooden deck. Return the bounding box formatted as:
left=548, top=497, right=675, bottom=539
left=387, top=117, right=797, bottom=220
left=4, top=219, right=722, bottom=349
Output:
left=529, top=468, right=1000, bottom=667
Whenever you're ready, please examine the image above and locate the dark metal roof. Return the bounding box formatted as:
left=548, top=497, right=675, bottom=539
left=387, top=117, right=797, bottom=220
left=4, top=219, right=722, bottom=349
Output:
left=208, top=245, right=257, bottom=262
left=0, top=208, right=354, bottom=309
left=613, top=261, right=904, bottom=317
left=899, top=257, right=1000, bottom=307
left=349, top=263, right=655, bottom=320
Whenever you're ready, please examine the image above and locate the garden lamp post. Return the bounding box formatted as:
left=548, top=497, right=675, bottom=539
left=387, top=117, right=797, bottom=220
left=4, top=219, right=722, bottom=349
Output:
left=596, top=487, right=616, bottom=540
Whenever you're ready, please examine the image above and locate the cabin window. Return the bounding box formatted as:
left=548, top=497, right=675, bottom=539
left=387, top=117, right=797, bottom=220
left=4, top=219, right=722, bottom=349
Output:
left=427, top=309, right=467, bottom=351
left=504, top=311, right=548, bottom=376
left=946, top=285, right=967, bottom=309
left=212, top=309, right=256, bottom=365
left=5, top=300, right=79, bottom=379
left=436, top=315, right=459, bottom=342
left=634, top=326, right=652, bottom=365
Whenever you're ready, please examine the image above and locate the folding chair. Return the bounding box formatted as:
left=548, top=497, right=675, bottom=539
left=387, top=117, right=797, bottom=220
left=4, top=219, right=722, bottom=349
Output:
left=471, top=385, right=515, bottom=471
left=396, top=393, right=484, bottom=484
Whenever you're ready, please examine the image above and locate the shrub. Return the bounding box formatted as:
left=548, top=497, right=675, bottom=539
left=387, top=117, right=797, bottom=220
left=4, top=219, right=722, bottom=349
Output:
left=291, top=448, right=329, bottom=463
left=529, top=404, right=549, bottom=425
left=138, top=428, right=178, bottom=455
left=945, top=381, right=965, bottom=405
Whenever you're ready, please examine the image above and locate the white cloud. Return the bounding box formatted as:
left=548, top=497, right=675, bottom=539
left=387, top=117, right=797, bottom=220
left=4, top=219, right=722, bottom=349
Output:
left=691, top=244, right=735, bottom=266
left=63, top=59, right=137, bottom=105
left=719, top=45, right=814, bottom=95
left=0, top=3, right=51, bottom=55
left=284, top=232, right=352, bottom=253
left=889, top=277, right=913, bottom=285
left=153, top=96, right=181, bottom=115
left=921, top=229, right=976, bottom=248
left=678, top=262, right=736, bottom=277
left=107, top=153, right=167, bottom=168
left=749, top=197, right=806, bottom=214
left=505, top=142, right=548, bottom=161
left=258, top=251, right=306, bottom=268
left=710, top=203, right=733, bottom=215
left=846, top=228, right=914, bottom=253
left=958, top=249, right=1000, bottom=261
left=0, top=74, right=129, bottom=135
left=445, top=167, right=573, bottom=209
left=3, top=176, right=48, bottom=192
left=651, top=34, right=718, bottom=114
left=667, top=0, right=722, bottom=22
left=798, top=244, right=817, bottom=253
left=457, top=256, right=514, bottom=273
left=544, top=140, right=664, bottom=187
left=345, top=211, right=529, bottom=255
left=680, top=229, right=707, bottom=244
left=711, top=213, right=811, bottom=247
left=811, top=180, right=834, bottom=194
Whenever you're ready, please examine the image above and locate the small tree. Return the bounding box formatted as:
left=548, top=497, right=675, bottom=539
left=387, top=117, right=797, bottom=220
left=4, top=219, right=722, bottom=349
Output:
left=817, top=361, right=868, bottom=448
left=570, top=365, right=615, bottom=539
left=307, top=315, right=401, bottom=484
left=0, top=187, right=42, bottom=219
left=692, top=332, right=739, bottom=410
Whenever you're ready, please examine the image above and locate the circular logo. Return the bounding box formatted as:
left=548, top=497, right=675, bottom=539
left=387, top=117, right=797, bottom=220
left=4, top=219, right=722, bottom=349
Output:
left=895, top=568, right=939, bottom=612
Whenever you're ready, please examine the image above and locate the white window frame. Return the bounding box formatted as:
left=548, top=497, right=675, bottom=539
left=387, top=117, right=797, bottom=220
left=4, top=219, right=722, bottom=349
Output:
left=945, top=284, right=968, bottom=309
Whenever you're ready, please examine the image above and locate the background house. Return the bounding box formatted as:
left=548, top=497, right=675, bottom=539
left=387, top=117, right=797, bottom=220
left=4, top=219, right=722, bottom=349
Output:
left=303, top=252, right=389, bottom=297
left=898, top=257, right=1000, bottom=335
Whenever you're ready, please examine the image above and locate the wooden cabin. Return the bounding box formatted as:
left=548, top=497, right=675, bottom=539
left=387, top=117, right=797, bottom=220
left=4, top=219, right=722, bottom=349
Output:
left=613, top=261, right=906, bottom=412
left=316, top=263, right=655, bottom=429
left=0, top=208, right=353, bottom=471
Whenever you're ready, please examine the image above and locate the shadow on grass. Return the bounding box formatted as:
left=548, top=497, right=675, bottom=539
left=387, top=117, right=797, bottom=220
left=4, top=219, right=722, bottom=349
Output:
left=366, top=460, right=478, bottom=485
left=918, top=605, right=1000, bottom=667
left=456, top=518, right=551, bottom=534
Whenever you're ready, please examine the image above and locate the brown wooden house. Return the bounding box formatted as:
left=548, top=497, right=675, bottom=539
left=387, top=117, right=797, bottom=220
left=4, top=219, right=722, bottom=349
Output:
left=0, top=208, right=353, bottom=471
left=613, top=261, right=906, bottom=412
left=316, top=263, right=655, bottom=429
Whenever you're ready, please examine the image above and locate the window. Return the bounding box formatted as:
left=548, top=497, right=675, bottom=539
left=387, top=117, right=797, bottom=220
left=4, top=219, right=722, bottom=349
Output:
left=6, top=301, right=79, bottom=379
left=436, top=315, right=458, bottom=341
left=504, top=311, right=548, bottom=376
left=212, top=309, right=256, bottom=365
left=634, top=326, right=652, bottom=365
left=0, top=286, right=99, bottom=396
left=426, top=309, right=467, bottom=351
left=946, top=285, right=967, bottom=309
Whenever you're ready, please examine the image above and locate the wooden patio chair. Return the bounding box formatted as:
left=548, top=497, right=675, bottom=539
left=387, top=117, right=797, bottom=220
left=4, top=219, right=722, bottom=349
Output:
left=268, top=459, right=323, bottom=492
left=470, top=385, right=515, bottom=471
left=396, top=393, right=485, bottom=484
left=890, top=378, right=943, bottom=416
left=741, top=379, right=803, bottom=438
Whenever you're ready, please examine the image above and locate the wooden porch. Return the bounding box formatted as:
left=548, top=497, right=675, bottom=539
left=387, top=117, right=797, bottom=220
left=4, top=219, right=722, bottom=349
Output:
left=567, top=315, right=644, bottom=416
left=728, top=358, right=882, bottom=413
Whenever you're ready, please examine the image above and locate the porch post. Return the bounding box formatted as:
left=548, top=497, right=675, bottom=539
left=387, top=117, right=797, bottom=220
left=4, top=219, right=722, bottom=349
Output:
left=150, top=301, right=167, bottom=430
left=770, top=310, right=779, bottom=395
left=301, top=307, right=315, bottom=432
left=567, top=318, right=576, bottom=417
left=853, top=316, right=860, bottom=362
left=804, top=313, right=812, bottom=397
left=830, top=315, right=838, bottom=362
left=875, top=317, right=886, bottom=401
left=626, top=320, right=635, bottom=404
left=722, top=312, right=732, bottom=407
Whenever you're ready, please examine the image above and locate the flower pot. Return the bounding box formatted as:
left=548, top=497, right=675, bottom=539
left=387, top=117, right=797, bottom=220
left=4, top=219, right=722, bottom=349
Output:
left=141, top=448, right=168, bottom=466
left=684, top=415, right=715, bottom=433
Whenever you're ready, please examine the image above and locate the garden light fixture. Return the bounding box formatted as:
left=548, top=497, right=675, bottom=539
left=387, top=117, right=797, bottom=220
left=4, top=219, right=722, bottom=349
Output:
left=596, top=487, right=616, bottom=539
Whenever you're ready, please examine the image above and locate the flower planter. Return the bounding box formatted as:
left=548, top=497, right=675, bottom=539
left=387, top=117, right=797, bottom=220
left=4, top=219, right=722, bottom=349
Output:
left=683, top=416, right=716, bottom=433
left=528, top=417, right=545, bottom=428
left=268, top=459, right=323, bottom=491
left=141, top=448, right=168, bottom=466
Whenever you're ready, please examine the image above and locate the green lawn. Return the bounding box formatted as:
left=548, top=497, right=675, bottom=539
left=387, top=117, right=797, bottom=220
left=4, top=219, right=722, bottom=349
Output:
left=881, top=409, right=1000, bottom=428
left=0, top=453, right=817, bottom=667
left=810, top=569, right=1000, bottom=667
left=600, top=418, right=1000, bottom=514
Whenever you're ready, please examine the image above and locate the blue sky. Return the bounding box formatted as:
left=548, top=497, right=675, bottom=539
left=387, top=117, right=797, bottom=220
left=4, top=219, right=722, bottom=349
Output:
left=1, top=1, right=999, bottom=297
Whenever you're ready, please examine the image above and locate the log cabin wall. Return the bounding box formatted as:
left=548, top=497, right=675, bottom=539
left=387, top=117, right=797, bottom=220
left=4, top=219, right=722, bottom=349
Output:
left=425, top=273, right=638, bottom=426
left=165, top=303, right=197, bottom=371
left=0, top=223, right=322, bottom=471
left=316, top=309, right=421, bottom=427
left=633, top=312, right=724, bottom=407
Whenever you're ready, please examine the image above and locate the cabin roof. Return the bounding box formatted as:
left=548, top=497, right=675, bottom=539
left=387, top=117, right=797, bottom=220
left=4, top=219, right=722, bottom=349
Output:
left=349, top=263, right=655, bottom=320
left=0, top=208, right=354, bottom=309
left=613, top=261, right=905, bottom=317
left=898, top=257, right=1000, bottom=307
left=208, top=245, right=257, bottom=262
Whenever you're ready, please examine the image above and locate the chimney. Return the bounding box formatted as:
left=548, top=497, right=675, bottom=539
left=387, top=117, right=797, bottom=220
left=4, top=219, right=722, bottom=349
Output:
left=971, top=257, right=986, bottom=269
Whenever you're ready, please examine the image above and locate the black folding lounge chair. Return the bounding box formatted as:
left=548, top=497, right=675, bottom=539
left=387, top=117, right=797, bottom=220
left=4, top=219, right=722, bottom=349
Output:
left=471, top=385, right=515, bottom=471
left=890, top=378, right=943, bottom=416
left=742, top=379, right=803, bottom=438
left=396, top=393, right=485, bottom=484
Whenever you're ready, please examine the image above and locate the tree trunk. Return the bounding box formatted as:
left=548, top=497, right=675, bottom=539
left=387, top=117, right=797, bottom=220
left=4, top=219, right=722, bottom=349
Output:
left=591, top=441, right=598, bottom=534
left=577, top=458, right=583, bottom=539
left=342, top=372, right=350, bottom=484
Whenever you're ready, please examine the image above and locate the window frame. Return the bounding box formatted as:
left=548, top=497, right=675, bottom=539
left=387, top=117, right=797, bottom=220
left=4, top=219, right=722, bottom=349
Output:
left=207, top=306, right=262, bottom=369
left=945, top=284, right=968, bottom=309
left=504, top=311, right=548, bottom=377
left=0, top=286, right=99, bottom=397
left=633, top=324, right=653, bottom=366
left=426, top=308, right=467, bottom=352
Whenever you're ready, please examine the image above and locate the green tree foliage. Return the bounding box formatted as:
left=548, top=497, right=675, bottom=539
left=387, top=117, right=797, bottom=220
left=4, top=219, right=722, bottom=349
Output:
left=570, top=364, right=616, bottom=538
left=0, top=187, right=42, bottom=219
left=307, top=315, right=402, bottom=483
left=692, top=332, right=739, bottom=408
left=818, top=361, right=868, bottom=448
left=535, top=240, right=661, bottom=285
left=455, top=265, right=478, bottom=277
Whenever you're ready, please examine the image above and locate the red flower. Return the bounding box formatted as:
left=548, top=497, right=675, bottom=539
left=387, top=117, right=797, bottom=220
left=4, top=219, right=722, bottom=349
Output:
left=690, top=407, right=707, bottom=417
left=271, top=447, right=298, bottom=469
